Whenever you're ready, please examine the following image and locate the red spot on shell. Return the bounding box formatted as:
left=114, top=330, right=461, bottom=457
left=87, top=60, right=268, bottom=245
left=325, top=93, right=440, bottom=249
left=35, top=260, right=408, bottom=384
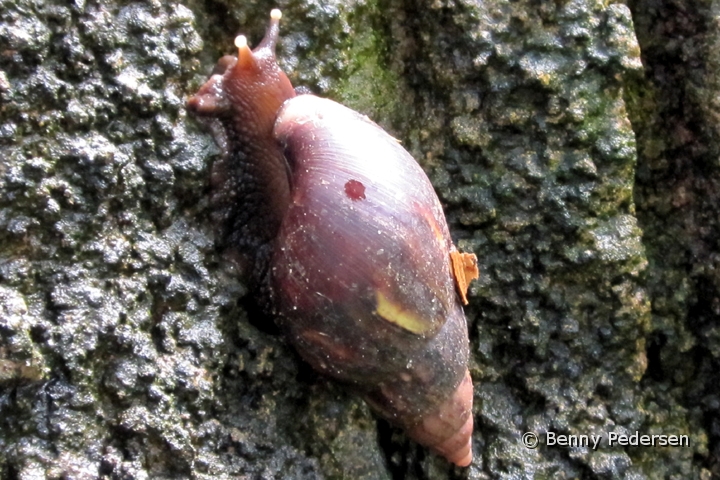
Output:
left=344, top=179, right=366, bottom=200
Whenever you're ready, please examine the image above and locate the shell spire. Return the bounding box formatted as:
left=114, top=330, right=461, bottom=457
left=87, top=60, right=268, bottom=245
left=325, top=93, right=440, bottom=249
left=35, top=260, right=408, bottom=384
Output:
left=406, top=370, right=474, bottom=466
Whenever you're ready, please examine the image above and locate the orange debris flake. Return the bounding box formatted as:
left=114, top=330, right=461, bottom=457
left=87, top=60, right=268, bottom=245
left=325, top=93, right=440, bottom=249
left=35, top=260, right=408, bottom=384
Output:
left=450, top=250, right=479, bottom=305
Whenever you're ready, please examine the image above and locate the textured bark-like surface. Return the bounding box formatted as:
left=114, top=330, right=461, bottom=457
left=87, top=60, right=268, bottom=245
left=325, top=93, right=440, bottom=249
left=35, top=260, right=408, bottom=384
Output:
left=0, top=0, right=713, bottom=478
left=628, top=0, right=720, bottom=477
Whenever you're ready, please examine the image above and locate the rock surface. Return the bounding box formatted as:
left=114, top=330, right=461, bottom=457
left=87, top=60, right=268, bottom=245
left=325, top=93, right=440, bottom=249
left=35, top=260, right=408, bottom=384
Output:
left=0, top=0, right=715, bottom=478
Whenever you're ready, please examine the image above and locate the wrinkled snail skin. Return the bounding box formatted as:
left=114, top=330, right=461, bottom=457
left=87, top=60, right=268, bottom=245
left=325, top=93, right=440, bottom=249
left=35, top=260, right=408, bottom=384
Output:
left=187, top=10, right=477, bottom=467
left=187, top=15, right=295, bottom=271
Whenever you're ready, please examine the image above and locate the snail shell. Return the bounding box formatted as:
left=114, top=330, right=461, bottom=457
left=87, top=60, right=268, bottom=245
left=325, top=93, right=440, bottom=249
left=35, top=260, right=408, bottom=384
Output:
left=187, top=10, right=478, bottom=467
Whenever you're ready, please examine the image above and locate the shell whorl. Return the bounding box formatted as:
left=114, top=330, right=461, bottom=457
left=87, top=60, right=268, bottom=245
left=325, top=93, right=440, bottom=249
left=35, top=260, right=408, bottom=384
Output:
left=406, top=370, right=474, bottom=466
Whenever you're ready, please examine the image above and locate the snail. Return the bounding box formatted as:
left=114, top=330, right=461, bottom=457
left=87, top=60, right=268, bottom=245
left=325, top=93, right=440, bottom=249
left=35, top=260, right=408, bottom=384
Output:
left=187, top=10, right=479, bottom=467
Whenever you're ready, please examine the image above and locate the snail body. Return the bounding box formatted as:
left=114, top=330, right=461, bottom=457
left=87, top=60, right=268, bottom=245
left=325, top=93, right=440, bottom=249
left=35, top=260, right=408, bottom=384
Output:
left=188, top=10, right=478, bottom=467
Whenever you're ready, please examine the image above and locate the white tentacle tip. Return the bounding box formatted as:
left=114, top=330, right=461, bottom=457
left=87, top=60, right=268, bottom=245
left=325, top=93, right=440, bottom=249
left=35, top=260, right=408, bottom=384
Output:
left=270, top=9, right=282, bottom=20
left=234, top=35, right=248, bottom=50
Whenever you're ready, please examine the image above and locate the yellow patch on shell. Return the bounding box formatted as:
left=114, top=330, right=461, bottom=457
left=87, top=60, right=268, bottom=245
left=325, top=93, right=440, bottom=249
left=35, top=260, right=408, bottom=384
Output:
left=375, top=290, right=432, bottom=334
left=450, top=250, right=479, bottom=305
